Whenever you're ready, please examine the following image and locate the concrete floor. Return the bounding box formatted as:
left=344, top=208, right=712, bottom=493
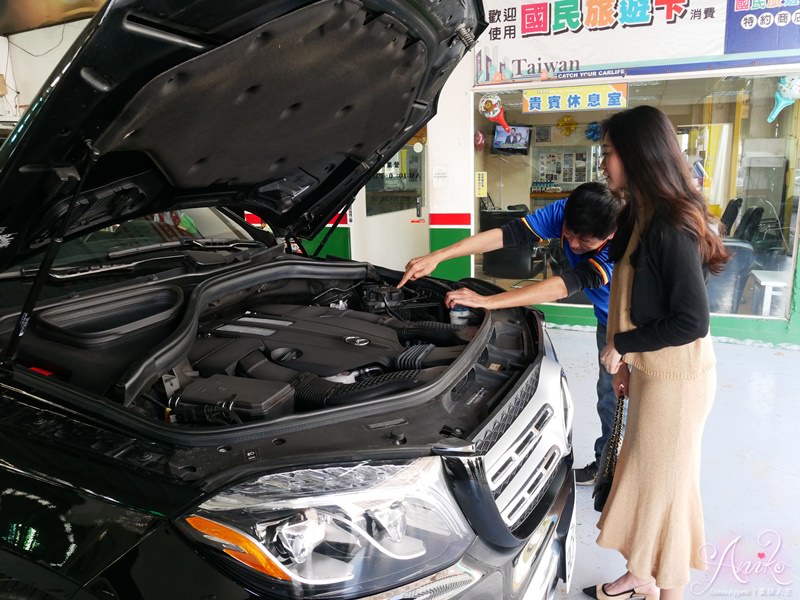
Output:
left=546, top=326, right=799, bottom=599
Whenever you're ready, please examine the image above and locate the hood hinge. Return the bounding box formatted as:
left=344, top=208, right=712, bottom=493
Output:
left=2, top=142, right=101, bottom=366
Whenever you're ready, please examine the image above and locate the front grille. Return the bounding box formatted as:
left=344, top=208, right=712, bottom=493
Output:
left=485, top=404, right=554, bottom=497
left=471, top=357, right=569, bottom=532
left=472, top=371, right=539, bottom=454
left=503, top=446, right=561, bottom=528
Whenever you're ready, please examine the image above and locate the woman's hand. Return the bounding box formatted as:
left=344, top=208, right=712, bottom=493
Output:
left=600, top=343, right=623, bottom=374
left=397, top=254, right=441, bottom=288
left=444, top=288, right=495, bottom=310
left=611, top=365, right=630, bottom=399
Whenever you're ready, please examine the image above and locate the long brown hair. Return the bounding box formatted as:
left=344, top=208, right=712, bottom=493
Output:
left=602, top=105, right=729, bottom=274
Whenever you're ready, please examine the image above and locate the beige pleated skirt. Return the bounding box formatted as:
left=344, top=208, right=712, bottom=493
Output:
left=596, top=365, right=716, bottom=588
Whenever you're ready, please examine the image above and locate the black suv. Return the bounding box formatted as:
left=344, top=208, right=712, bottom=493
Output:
left=0, top=1, right=576, bottom=598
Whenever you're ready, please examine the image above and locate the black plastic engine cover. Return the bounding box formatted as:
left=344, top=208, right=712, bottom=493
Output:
left=201, top=305, right=405, bottom=377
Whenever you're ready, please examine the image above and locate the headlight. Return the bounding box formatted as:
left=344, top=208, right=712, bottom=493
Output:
left=179, top=457, right=475, bottom=598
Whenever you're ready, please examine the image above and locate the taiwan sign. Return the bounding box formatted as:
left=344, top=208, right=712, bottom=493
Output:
left=475, top=0, right=800, bottom=85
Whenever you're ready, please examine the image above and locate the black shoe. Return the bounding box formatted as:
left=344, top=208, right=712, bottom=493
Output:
left=583, top=583, right=658, bottom=599
left=574, top=461, right=598, bottom=486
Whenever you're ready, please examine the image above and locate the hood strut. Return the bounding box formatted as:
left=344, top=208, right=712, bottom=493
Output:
left=311, top=195, right=357, bottom=259
left=2, top=142, right=101, bottom=365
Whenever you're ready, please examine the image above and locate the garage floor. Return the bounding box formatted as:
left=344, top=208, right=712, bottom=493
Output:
left=547, top=326, right=799, bottom=599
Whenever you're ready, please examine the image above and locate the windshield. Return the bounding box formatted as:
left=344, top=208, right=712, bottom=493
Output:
left=0, top=207, right=262, bottom=310
left=50, top=207, right=255, bottom=266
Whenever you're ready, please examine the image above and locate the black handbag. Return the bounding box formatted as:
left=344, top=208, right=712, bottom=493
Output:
left=592, top=394, right=626, bottom=512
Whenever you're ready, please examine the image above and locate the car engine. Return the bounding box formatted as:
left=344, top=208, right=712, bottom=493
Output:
left=4, top=264, right=535, bottom=429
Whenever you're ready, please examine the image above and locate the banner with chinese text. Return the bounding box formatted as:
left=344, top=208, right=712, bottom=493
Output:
left=522, top=84, right=628, bottom=112
left=475, top=0, right=800, bottom=85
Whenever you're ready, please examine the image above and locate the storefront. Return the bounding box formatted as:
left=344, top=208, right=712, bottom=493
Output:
left=418, top=0, right=800, bottom=345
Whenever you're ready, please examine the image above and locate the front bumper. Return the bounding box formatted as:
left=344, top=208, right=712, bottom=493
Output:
left=393, top=459, right=577, bottom=600
left=81, top=462, right=575, bottom=600
left=444, top=454, right=575, bottom=600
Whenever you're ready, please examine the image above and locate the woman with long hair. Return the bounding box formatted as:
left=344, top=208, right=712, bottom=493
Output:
left=587, top=105, right=729, bottom=600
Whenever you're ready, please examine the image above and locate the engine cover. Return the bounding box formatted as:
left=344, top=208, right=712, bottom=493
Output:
left=199, top=305, right=405, bottom=377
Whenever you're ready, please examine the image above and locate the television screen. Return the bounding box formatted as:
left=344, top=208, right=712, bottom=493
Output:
left=491, top=124, right=532, bottom=155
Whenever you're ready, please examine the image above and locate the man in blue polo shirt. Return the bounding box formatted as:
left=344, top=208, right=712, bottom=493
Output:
left=398, top=181, right=623, bottom=485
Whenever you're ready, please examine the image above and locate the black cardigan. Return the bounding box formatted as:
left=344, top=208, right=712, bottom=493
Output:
left=614, top=218, right=710, bottom=355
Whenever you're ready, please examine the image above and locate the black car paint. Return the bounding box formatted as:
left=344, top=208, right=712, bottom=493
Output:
left=1, top=450, right=575, bottom=600
left=0, top=0, right=485, bottom=269
left=0, top=290, right=563, bottom=598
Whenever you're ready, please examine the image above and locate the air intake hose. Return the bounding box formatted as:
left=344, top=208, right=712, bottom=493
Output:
left=379, top=317, right=467, bottom=346
left=292, top=369, right=423, bottom=410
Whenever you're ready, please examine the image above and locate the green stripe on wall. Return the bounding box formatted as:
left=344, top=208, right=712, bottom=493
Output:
left=430, top=227, right=471, bottom=280
left=304, top=226, right=351, bottom=259
left=535, top=304, right=599, bottom=327
left=707, top=314, right=799, bottom=345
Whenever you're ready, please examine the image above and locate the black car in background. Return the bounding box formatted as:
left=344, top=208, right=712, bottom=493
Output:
left=0, top=1, right=576, bottom=598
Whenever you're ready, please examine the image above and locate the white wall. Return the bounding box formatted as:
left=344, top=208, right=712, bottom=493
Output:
left=424, top=53, right=477, bottom=273
left=426, top=55, right=476, bottom=222
left=2, top=20, right=87, bottom=121
left=351, top=54, right=478, bottom=269
left=349, top=188, right=429, bottom=270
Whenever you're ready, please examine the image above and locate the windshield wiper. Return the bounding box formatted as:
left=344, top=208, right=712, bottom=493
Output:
left=0, top=239, right=267, bottom=282
left=107, top=237, right=263, bottom=259
left=0, top=255, right=187, bottom=281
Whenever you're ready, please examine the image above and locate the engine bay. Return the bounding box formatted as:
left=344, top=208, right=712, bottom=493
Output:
left=164, top=299, right=471, bottom=426
left=3, top=267, right=539, bottom=429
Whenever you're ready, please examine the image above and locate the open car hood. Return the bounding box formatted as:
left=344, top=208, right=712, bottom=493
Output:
left=0, top=0, right=484, bottom=269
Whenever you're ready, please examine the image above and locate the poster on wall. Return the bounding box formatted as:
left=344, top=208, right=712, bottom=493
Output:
left=475, top=0, right=800, bottom=85
left=562, top=153, right=575, bottom=183
left=575, top=152, right=588, bottom=182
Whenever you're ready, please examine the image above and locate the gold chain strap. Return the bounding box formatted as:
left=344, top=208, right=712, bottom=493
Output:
left=601, top=394, right=626, bottom=478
